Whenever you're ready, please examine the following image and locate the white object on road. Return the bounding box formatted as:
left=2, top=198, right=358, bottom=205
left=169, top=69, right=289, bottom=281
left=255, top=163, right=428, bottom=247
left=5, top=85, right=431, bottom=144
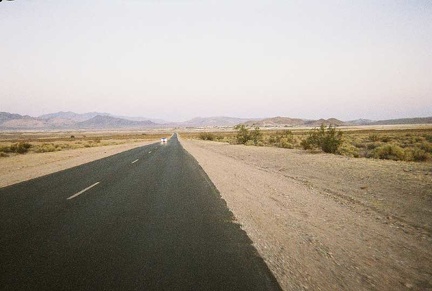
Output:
left=161, top=137, right=167, bottom=143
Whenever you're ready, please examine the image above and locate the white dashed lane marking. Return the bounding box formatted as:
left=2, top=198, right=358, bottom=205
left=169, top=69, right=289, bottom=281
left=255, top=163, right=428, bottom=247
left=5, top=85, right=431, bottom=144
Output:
left=67, top=182, right=100, bottom=200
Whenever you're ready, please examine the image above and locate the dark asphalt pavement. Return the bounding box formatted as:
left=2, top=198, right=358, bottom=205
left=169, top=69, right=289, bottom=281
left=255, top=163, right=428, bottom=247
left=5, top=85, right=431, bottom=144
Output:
left=0, top=134, right=281, bottom=290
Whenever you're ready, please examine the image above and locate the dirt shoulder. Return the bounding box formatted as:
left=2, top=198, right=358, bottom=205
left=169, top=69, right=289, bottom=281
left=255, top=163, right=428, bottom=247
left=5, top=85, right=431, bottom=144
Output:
left=180, top=138, right=432, bottom=291
left=0, top=141, right=155, bottom=188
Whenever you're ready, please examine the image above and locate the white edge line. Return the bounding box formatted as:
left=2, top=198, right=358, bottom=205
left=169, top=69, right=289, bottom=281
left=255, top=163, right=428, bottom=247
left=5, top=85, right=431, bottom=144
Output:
left=67, top=182, right=100, bottom=200
left=132, top=159, right=139, bottom=164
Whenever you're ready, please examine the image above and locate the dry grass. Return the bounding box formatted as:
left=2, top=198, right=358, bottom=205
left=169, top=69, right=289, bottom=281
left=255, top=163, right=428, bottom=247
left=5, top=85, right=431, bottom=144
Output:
left=181, top=125, right=432, bottom=162
left=0, top=130, right=171, bottom=158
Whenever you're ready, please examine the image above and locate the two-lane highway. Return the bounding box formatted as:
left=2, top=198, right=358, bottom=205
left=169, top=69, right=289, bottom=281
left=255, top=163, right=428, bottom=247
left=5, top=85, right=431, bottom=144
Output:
left=0, top=134, right=281, bottom=290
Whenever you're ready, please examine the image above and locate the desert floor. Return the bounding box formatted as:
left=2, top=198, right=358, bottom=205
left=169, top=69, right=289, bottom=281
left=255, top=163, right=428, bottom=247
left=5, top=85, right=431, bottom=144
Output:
left=1, top=136, right=431, bottom=290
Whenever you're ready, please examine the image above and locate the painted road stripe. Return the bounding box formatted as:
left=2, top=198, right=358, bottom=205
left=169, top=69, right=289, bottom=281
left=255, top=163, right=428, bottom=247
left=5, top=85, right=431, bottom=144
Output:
left=132, top=159, right=139, bottom=164
left=67, top=182, right=100, bottom=200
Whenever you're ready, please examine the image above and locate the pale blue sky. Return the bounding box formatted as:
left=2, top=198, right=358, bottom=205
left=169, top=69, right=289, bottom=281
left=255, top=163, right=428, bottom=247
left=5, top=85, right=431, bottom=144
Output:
left=1, top=0, right=431, bottom=121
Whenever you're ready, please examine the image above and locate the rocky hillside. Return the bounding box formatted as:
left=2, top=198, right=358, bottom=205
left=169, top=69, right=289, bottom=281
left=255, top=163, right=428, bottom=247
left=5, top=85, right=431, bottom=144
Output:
left=242, top=117, right=345, bottom=127
left=0, top=112, right=156, bottom=130
left=76, top=115, right=156, bottom=129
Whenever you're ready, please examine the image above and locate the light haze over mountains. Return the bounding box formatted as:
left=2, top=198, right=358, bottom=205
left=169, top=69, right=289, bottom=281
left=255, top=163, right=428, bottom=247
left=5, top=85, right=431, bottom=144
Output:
left=1, top=1, right=431, bottom=121
left=0, top=111, right=431, bottom=130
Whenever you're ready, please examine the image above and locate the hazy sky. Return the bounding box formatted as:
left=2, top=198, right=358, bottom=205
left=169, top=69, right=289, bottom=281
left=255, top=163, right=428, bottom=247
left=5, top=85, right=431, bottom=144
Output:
left=1, top=0, right=431, bottom=121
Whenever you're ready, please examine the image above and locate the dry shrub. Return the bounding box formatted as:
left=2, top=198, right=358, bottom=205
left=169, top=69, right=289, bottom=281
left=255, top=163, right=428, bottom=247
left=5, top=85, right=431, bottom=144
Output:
left=373, top=144, right=405, bottom=161
left=369, top=134, right=380, bottom=142
left=0, top=142, right=31, bottom=154
left=337, top=142, right=360, bottom=158
left=199, top=132, right=215, bottom=141
left=36, top=143, right=57, bottom=153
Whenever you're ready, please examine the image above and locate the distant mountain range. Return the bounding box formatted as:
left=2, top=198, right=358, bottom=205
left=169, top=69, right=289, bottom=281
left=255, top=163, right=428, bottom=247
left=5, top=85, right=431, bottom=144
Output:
left=0, top=111, right=431, bottom=130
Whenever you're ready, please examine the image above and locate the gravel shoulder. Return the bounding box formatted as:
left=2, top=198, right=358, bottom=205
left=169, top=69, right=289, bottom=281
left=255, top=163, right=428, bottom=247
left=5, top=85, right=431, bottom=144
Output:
left=180, top=138, right=432, bottom=291
left=0, top=141, right=155, bottom=188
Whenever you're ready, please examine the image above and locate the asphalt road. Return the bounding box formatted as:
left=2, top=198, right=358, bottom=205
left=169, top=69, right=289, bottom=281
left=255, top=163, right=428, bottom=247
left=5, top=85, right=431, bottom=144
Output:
left=0, top=134, right=281, bottom=290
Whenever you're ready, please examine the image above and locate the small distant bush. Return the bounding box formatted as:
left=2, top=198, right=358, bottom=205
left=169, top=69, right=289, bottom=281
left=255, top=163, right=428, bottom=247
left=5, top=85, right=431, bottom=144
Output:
left=36, top=143, right=57, bottom=153
left=16, top=142, right=32, bottom=154
left=411, top=148, right=430, bottom=161
left=373, top=144, right=405, bottom=161
left=301, top=124, right=343, bottom=154
left=9, top=144, right=17, bottom=152
left=380, top=136, right=392, bottom=142
left=0, top=146, right=12, bottom=153
left=369, top=134, right=380, bottom=142
left=199, top=132, right=215, bottom=141
left=0, top=152, right=9, bottom=158
left=424, top=135, right=432, bottom=143
left=419, top=142, right=432, bottom=153
left=366, top=142, right=382, bottom=150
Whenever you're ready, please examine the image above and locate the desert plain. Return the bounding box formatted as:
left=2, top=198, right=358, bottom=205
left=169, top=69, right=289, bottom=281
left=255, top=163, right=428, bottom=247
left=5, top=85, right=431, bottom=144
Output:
left=1, top=126, right=431, bottom=290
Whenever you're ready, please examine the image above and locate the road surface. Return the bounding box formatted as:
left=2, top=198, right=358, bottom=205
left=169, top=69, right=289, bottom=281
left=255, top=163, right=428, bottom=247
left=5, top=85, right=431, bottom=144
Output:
left=0, top=134, right=281, bottom=290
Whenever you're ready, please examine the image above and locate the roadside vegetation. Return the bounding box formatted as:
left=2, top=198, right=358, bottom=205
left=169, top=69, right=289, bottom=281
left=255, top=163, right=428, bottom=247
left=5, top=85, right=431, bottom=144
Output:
left=0, top=132, right=169, bottom=157
left=184, top=125, right=432, bottom=162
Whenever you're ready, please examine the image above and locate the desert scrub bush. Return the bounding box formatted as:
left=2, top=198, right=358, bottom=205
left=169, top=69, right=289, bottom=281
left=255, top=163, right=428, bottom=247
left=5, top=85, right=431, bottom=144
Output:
left=369, top=133, right=380, bottom=142
left=278, top=137, right=294, bottom=149
left=36, top=143, right=57, bottom=153
left=250, top=126, right=262, bottom=145
left=419, top=142, right=432, bottom=153
left=380, top=136, right=392, bottom=142
left=337, top=142, right=360, bottom=158
left=234, top=125, right=262, bottom=145
left=301, top=124, right=343, bottom=154
left=234, top=125, right=250, bottom=144
left=366, top=142, right=382, bottom=150
left=424, top=134, right=432, bottom=143
left=372, top=144, right=406, bottom=161
left=0, top=145, right=13, bottom=153
left=411, top=148, right=431, bottom=161
left=404, top=147, right=430, bottom=162
left=267, top=130, right=295, bottom=148
left=16, top=142, right=32, bottom=154
left=0, top=142, right=32, bottom=154
left=199, top=132, right=215, bottom=141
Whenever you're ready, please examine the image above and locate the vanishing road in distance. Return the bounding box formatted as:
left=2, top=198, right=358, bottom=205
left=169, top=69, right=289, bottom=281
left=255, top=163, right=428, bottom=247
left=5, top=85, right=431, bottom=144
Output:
left=1, top=134, right=281, bottom=290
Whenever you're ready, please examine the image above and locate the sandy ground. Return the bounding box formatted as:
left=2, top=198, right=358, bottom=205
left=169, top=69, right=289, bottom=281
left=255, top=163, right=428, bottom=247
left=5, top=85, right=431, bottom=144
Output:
left=0, top=141, right=155, bottom=188
left=180, top=138, right=432, bottom=291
